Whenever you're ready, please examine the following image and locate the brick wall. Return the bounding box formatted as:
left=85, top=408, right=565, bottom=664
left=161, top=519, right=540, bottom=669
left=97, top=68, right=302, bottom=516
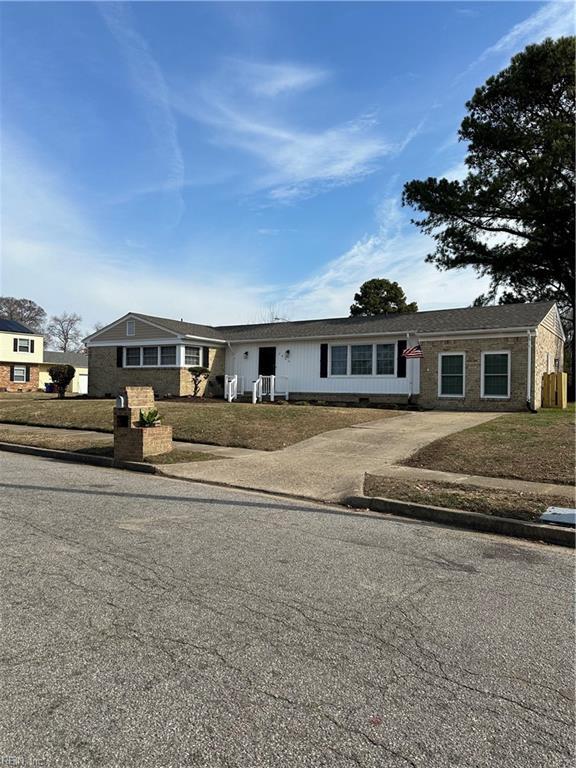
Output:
left=417, top=335, right=530, bottom=411
left=534, top=323, right=564, bottom=408
left=88, top=346, right=226, bottom=398
left=114, top=425, right=173, bottom=462
left=0, top=362, right=39, bottom=392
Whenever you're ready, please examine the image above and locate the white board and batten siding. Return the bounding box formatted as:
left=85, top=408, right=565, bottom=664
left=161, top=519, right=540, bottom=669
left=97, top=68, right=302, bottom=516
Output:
left=225, top=338, right=420, bottom=396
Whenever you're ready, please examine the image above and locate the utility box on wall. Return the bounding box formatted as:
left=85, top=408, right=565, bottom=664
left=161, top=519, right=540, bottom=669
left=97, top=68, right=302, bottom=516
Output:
left=113, top=386, right=173, bottom=462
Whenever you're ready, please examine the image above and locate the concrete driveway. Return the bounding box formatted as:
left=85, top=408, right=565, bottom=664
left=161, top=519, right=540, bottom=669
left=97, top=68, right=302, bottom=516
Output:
left=163, top=410, right=500, bottom=501
left=0, top=453, right=573, bottom=768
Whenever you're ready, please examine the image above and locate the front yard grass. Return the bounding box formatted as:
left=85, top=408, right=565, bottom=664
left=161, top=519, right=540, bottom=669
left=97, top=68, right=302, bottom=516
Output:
left=0, top=427, right=221, bottom=464
left=0, top=397, right=396, bottom=451
left=364, top=474, right=575, bottom=522
left=403, top=406, right=575, bottom=486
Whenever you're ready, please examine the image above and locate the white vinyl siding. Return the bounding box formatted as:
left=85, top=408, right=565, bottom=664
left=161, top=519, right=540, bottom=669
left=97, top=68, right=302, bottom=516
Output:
left=185, top=346, right=201, bottom=366
left=481, top=351, right=510, bottom=398
left=438, top=353, right=465, bottom=397
left=227, top=338, right=417, bottom=396
left=12, top=365, right=27, bottom=382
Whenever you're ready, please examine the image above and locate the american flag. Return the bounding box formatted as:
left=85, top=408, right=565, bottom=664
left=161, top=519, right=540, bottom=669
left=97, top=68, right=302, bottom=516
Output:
left=403, top=344, right=423, bottom=358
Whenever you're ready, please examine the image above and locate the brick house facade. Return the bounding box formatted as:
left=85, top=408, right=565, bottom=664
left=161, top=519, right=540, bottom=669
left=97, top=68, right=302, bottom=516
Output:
left=85, top=302, right=565, bottom=411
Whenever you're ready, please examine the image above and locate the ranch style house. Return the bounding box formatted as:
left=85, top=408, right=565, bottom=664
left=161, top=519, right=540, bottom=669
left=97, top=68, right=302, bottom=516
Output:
left=84, top=301, right=565, bottom=411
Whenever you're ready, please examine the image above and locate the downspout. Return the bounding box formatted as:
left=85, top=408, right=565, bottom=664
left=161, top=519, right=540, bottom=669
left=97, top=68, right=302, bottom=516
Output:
left=526, top=330, right=537, bottom=412
left=406, top=332, right=412, bottom=403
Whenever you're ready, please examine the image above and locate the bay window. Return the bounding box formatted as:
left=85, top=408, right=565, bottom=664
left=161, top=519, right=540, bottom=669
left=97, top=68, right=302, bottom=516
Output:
left=142, top=346, right=159, bottom=366
left=125, top=347, right=141, bottom=366
left=160, top=346, right=177, bottom=366
left=185, top=346, right=200, bottom=366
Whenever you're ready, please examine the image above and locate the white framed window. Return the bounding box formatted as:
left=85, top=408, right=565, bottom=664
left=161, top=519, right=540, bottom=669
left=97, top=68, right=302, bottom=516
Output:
left=142, top=346, right=159, bottom=366
left=438, top=353, right=465, bottom=397
left=351, top=344, right=373, bottom=375
left=160, top=346, right=177, bottom=366
left=330, top=345, right=348, bottom=375
left=376, top=344, right=395, bottom=376
left=125, top=347, right=141, bottom=366
left=12, top=366, right=27, bottom=383
left=17, top=338, right=31, bottom=352
left=126, top=320, right=135, bottom=336
left=185, top=346, right=200, bottom=366
left=481, top=351, right=510, bottom=399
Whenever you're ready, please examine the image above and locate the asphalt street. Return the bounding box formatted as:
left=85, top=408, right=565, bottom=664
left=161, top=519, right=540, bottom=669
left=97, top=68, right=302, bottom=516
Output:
left=0, top=453, right=574, bottom=768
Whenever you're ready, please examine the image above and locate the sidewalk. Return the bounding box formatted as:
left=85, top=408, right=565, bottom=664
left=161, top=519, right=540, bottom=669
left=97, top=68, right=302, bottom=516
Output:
left=1, top=414, right=571, bottom=504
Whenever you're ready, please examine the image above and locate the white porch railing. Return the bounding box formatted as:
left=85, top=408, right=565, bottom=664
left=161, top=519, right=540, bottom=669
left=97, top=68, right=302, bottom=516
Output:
left=224, top=375, right=244, bottom=402
left=251, top=375, right=289, bottom=403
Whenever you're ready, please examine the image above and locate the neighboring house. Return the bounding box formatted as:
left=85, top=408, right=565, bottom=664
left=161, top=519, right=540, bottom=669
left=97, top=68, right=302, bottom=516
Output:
left=84, top=301, right=565, bottom=411
left=39, top=351, right=89, bottom=395
left=0, top=319, right=44, bottom=391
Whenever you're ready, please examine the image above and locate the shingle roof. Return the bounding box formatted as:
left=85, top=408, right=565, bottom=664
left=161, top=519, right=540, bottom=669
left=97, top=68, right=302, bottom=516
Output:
left=43, top=351, right=89, bottom=368
left=215, top=301, right=556, bottom=341
left=132, top=313, right=227, bottom=341
left=119, top=302, right=555, bottom=344
left=0, top=318, right=36, bottom=334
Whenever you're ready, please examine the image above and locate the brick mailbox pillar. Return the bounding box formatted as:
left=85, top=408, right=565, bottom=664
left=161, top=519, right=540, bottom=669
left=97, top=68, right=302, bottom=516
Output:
left=113, top=386, right=173, bottom=462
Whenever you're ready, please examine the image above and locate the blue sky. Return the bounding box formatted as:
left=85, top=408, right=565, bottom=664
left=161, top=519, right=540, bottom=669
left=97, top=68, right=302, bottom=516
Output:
left=1, top=1, right=573, bottom=330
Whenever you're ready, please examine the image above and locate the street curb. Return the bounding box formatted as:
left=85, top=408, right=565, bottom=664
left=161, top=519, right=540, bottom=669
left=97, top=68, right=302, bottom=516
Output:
left=344, top=495, right=575, bottom=548
left=0, top=442, right=157, bottom=474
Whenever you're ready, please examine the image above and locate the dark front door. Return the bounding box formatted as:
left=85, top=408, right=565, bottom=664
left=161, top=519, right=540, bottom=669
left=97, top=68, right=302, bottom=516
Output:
left=258, top=347, right=276, bottom=376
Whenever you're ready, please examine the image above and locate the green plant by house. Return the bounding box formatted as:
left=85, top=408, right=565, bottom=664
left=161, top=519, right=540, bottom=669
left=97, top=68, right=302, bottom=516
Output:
left=188, top=366, right=210, bottom=397
left=140, top=407, right=161, bottom=427
left=48, top=364, right=76, bottom=399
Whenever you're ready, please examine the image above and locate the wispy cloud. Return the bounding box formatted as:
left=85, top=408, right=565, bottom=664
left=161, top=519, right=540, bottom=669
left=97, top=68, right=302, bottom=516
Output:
left=98, top=3, right=185, bottom=223
left=474, top=1, right=574, bottom=67
left=175, top=81, right=402, bottom=202
left=230, top=59, right=329, bottom=97
left=282, top=197, right=490, bottom=318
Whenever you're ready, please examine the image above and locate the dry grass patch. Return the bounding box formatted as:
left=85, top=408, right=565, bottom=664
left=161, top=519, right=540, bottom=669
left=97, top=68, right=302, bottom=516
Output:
left=0, top=427, right=220, bottom=464
left=403, top=406, right=575, bottom=486
left=364, top=474, right=575, bottom=522
left=0, top=397, right=397, bottom=451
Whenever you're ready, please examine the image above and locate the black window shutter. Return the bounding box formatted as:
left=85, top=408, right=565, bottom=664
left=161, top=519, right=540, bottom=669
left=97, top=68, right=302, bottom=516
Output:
left=10, top=365, right=14, bottom=382
left=30, top=340, right=35, bottom=353
left=397, top=340, right=407, bottom=378
left=116, top=347, right=124, bottom=367
left=13, top=339, right=18, bottom=352
left=320, top=344, right=328, bottom=378
left=202, top=347, right=210, bottom=367
left=25, top=365, right=30, bottom=382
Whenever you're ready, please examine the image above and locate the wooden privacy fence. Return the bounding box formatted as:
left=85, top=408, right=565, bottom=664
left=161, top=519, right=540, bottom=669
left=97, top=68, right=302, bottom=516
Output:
left=542, top=372, right=568, bottom=408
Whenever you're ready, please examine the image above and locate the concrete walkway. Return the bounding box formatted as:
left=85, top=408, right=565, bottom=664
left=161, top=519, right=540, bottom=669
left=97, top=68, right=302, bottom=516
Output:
left=160, top=411, right=509, bottom=501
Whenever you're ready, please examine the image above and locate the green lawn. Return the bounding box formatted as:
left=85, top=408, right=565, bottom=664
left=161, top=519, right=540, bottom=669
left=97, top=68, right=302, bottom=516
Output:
left=403, top=406, right=575, bottom=485
left=364, top=474, right=575, bottom=522
left=0, top=396, right=396, bottom=451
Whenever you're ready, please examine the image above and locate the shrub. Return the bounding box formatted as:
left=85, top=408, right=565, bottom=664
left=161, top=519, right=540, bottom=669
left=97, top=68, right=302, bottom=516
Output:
left=188, top=366, right=210, bottom=397
left=140, top=408, right=160, bottom=427
left=48, top=365, right=76, bottom=399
